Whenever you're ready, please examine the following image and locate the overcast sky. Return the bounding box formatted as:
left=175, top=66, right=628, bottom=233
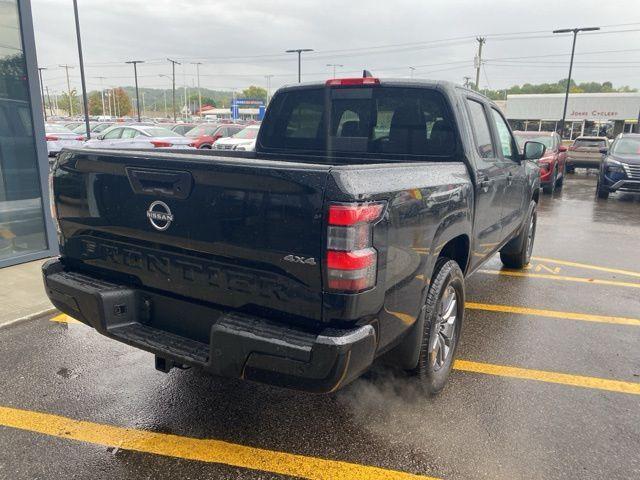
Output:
left=31, top=0, right=640, bottom=96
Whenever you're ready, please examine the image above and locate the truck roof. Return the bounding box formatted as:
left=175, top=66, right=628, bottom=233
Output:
left=276, top=77, right=496, bottom=106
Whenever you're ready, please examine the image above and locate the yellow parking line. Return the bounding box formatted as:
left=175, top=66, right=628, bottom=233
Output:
left=0, top=406, right=437, bottom=480
left=454, top=360, right=640, bottom=396
left=478, top=269, right=640, bottom=289
left=466, top=302, right=640, bottom=327
left=50, top=314, right=81, bottom=324
left=531, top=256, right=640, bottom=279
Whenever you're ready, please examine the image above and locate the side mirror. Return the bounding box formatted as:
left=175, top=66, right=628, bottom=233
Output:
left=97, top=134, right=105, bottom=141
left=599, top=147, right=608, bottom=155
left=558, top=145, right=567, bottom=153
left=523, top=141, right=546, bottom=161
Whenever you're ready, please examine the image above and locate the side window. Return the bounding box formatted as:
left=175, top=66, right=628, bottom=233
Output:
left=285, top=101, right=323, bottom=139
left=491, top=109, right=515, bottom=160
left=121, top=128, right=138, bottom=139
left=466, top=99, right=495, bottom=159
left=102, top=128, right=122, bottom=140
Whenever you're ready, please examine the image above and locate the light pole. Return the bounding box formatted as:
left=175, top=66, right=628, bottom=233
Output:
left=126, top=60, right=144, bottom=122
left=326, top=63, right=343, bottom=79
left=37, top=67, right=47, bottom=121
left=59, top=64, right=74, bottom=116
left=167, top=59, right=180, bottom=121
left=409, top=66, right=416, bottom=79
left=96, top=76, right=107, bottom=117
left=72, top=0, right=90, bottom=138
left=286, top=48, right=314, bottom=83
left=264, top=75, right=273, bottom=104
left=553, top=26, right=600, bottom=140
left=159, top=74, right=171, bottom=118
left=191, top=62, right=202, bottom=117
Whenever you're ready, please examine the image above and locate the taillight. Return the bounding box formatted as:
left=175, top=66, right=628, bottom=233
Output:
left=151, top=140, right=173, bottom=148
left=326, top=202, right=384, bottom=292
left=325, top=77, right=380, bottom=87
left=45, top=135, right=59, bottom=141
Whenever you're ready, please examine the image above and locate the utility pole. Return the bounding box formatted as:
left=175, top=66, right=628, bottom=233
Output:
left=45, top=86, right=53, bottom=117
left=37, top=67, right=47, bottom=121
left=286, top=48, right=314, bottom=83
left=326, top=64, right=343, bottom=79
left=474, top=37, right=486, bottom=92
left=553, top=26, right=600, bottom=140
left=409, top=66, right=416, bottom=79
left=59, top=64, right=74, bottom=116
left=167, top=58, right=180, bottom=122
left=191, top=62, right=202, bottom=117
left=264, top=75, right=273, bottom=104
left=72, top=0, right=90, bottom=138
left=96, top=76, right=107, bottom=117
left=126, top=60, right=144, bottom=122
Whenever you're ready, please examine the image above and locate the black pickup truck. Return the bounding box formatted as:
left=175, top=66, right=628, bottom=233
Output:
left=43, top=78, right=545, bottom=395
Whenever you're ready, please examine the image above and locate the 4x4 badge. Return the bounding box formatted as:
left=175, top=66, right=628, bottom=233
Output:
left=147, top=201, right=174, bottom=231
left=283, top=254, right=316, bottom=266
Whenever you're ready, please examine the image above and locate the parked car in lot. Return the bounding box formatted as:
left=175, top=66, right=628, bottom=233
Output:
left=45, top=78, right=543, bottom=395
left=45, top=124, right=84, bottom=157
left=213, top=124, right=260, bottom=151
left=566, top=136, right=608, bottom=173
left=514, top=131, right=566, bottom=194
left=596, top=133, right=640, bottom=199
left=71, top=122, right=114, bottom=135
left=167, top=123, right=197, bottom=136
left=83, top=125, right=194, bottom=150
left=185, top=124, right=244, bottom=149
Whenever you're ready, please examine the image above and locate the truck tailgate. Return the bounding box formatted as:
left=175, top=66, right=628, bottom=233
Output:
left=53, top=149, right=330, bottom=321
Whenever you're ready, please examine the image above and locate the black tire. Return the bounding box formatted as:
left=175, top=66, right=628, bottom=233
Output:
left=500, top=200, right=537, bottom=269
left=542, top=169, right=556, bottom=194
left=199, top=144, right=212, bottom=149
left=556, top=164, right=565, bottom=188
left=596, top=178, right=609, bottom=199
left=407, top=258, right=465, bottom=396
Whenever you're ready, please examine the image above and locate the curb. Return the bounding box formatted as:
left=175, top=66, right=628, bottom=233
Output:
left=0, top=307, right=58, bottom=330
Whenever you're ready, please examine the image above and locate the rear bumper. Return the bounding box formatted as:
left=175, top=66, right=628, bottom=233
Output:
left=566, top=156, right=601, bottom=169
left=42, top=259, right=376, bottom=393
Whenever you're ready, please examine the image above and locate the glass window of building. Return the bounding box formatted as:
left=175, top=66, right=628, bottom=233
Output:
left=0, top=0, right=49, bottom=263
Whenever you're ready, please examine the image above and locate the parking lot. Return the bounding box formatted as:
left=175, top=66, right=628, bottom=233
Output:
left=0, top=173, right=639, bottom=480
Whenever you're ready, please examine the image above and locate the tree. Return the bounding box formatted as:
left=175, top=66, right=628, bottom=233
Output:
left=108, top=87, right=132, bottom=117
left=88, top=91, right=104, bottom=115
left=58, top=90, right=81, bottom=116
left=483, top=79, right=637, bottom=101
left=240, top=86, right=267, bottom=102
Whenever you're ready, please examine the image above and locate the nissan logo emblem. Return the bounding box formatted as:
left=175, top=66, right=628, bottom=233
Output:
left=146, top=201, right=174, bottom=231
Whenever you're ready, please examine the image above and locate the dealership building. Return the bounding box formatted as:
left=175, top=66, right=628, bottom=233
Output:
left=0, top=0, right=56, bottom=268
left=505, top=92, right=640, bottom=139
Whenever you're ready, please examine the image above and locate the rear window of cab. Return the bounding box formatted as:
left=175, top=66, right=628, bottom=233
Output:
left=259, top=86, right=457, bottom=159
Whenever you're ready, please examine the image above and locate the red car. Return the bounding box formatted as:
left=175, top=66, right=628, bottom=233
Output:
left=185, top=124, right=244, bottom=149
left=514, top=131, right=567, bottom=194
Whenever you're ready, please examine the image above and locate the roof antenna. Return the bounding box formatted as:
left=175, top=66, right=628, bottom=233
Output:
left=363, top=69, right=373, bottom=78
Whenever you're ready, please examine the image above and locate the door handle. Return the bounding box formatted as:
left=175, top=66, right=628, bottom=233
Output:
left=506, top=172, right=514, bottom=186
left=479, top=176, right=493, bottom=191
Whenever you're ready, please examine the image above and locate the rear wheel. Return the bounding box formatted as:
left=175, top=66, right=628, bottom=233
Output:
left=408, top=258, right=464, bottom=396
left=556, top=164, right=565, bottom=188
left=596, top=178, right=609, bottom=199
left=500, top=201, right=537, bottom=269
left=543, top=169, right=557, bottom=194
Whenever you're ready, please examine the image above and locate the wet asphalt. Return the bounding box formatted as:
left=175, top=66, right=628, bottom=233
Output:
left=1, top=172, right=639, bottom=480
